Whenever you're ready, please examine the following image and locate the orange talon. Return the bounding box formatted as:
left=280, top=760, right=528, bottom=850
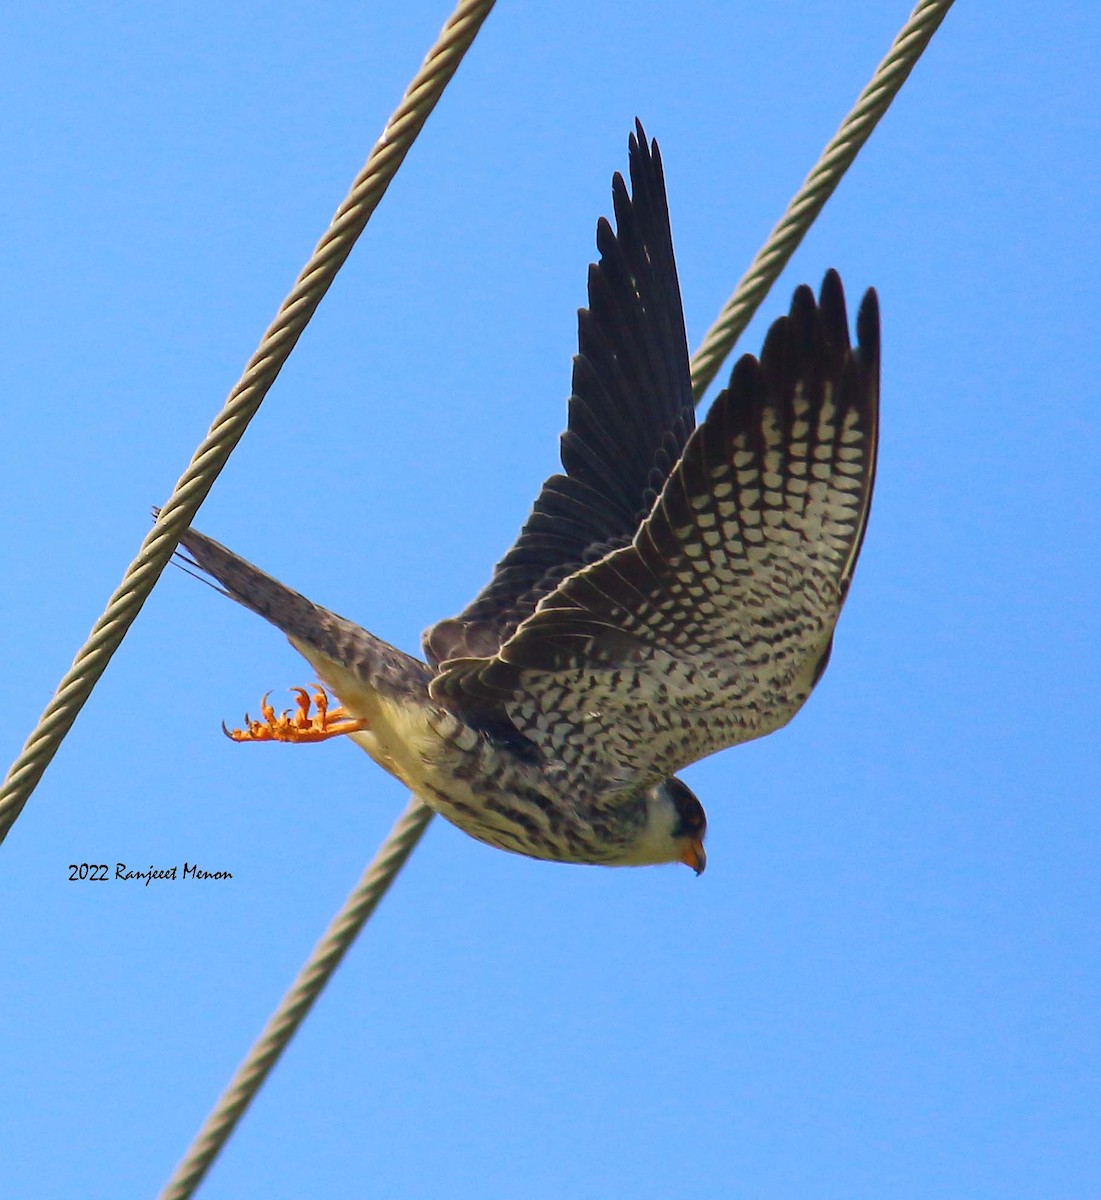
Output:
left=222, top=685, right=369, bottom=744
left=291, top=688, right=313, bottom=730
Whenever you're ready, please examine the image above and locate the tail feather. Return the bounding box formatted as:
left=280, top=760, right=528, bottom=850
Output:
left=177, top=527, right=433, bottom=699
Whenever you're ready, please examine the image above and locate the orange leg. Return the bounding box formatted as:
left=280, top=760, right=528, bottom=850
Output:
left=223, top=684, right=369, bottom=744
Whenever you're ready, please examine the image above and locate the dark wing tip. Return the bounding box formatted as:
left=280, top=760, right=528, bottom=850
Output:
left=820, top=270, right=879, bottom=371
left=608, top=171, right=628, bottom=212
left=856, top=286, right=880, bottom=368
left=817, top=268, right=852, bottom=352
left=726, top=350, right=763, bottom=401
left=759, top=284, right=814, bottom=385
left=630, top=117, right=649, bottom=155
left=629, top=117, right=661, bottom=174
left=759, top=270, right=874, bottom=388
left=788, top=281, right=821, bottom=345
left=818, top=266, right=844, bottom=307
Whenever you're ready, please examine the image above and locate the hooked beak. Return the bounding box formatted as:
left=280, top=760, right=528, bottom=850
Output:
left=679, top=839, right=706, bottom=876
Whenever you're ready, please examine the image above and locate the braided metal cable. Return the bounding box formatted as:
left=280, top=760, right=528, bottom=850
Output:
left=0, top=0, right=497, bottom=847
left=689, top=0, right=956, bottom=400
left=158, top=796, right=434, bottom=1200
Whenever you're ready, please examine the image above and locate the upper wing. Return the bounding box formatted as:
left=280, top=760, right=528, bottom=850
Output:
left=431, top=272, right=879, bottom=786
left=423, top=120, right=695, bottom=665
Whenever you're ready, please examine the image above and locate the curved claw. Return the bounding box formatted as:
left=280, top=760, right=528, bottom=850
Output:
left=222, top=685, right=370, bottom=744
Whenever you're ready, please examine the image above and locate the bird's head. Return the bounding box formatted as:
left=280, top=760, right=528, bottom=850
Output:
left=634, top=776, right=707, bottom=874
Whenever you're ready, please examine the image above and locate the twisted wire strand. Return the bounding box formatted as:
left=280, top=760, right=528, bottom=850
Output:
left=689, top=0, right=956, bottom=400
left=157, top=796, right=433, bottom=1200
left=152, top=7, right=956, bottom=1195
left=0, top=0, right=498, bottom=847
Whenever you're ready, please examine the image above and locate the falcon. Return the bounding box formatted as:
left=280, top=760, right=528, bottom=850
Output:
left=178, top=121, right=879, bottom=875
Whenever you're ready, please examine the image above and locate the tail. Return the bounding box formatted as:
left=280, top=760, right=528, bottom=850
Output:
left=177, top=526, right=434, bottom=699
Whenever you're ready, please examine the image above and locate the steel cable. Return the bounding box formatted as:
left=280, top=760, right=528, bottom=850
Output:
left=689, top=0, right=956, bottom=400
left=0, top=0, right=498, bottom=846
left=157, top=797, right=434, bottom=1200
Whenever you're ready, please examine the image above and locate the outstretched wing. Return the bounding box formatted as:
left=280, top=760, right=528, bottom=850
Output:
left=431, top=272, right=879, bottom=787
left=423, top=120, right=695, bottom=665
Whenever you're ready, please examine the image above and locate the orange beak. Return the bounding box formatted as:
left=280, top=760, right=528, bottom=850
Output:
left=680, top=839, right=706, bottom=876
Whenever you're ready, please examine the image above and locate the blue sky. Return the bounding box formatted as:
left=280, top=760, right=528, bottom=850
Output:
left=2, top=2, right=1098, bottom=1197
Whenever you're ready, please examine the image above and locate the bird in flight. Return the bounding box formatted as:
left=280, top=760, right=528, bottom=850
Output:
left=178, top=121, right=879, bottom=876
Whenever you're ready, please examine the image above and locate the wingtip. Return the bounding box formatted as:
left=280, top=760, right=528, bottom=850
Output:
left=737, top=269, right=881, bottom=410
left=819, top=266, right=844, bottom=299
left=817, top=270, right=879, bottom=366
left=856, top=286, right=881, bottom=366
left=789, top=280, right=819, bottom=324
left=818, top=267, right=846, bottom=318
left=817, top=269, right=852, bottom=354
left=631, top=116, right=650, bottom=154
left=628, top=117, right=662, bottom=186
left=725, top=352, right=763, bottom=408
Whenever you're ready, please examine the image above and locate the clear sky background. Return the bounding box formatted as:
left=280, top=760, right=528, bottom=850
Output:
left=1, top=3, right=1098, bottom=1197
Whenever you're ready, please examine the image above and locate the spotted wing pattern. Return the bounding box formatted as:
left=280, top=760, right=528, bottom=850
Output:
left=423, top=120, right=695, bottom=666
left=431, top=272, right=879, bottom=787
